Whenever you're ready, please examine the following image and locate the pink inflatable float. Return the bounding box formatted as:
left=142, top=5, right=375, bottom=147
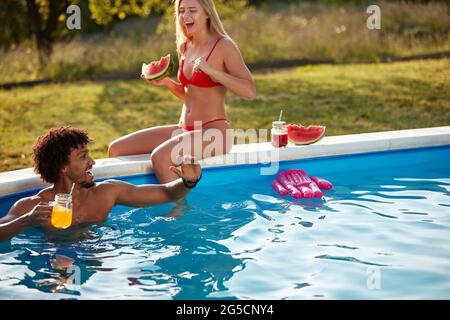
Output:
left=272, top=169, right=333, bottom=199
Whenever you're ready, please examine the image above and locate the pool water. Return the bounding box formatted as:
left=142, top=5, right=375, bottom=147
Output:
left=0, top=146, right=449, bottom=299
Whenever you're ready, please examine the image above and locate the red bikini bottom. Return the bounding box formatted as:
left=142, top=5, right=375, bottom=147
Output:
left=180, top=118, right=229, bottom=132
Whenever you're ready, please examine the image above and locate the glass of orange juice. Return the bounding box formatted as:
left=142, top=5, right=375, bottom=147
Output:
left=51, top=194, right=72, bottom=229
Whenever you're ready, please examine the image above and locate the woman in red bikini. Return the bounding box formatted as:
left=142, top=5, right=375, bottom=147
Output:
left=108, top=0, right=256, bottom=184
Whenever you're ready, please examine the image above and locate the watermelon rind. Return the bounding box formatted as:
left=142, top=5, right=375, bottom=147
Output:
left=287, top=125, right=326, bottom=145
left=142, top=55, right=174, bottom=80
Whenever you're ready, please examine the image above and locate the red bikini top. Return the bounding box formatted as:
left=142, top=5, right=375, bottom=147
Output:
left=178, top=38, right=223, bottom=88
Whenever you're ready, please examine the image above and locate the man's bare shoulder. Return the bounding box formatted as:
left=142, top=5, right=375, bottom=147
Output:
left=35, top=186, right=55, bottom=201
left=94, top=179, right=131, bottom=189
left=8, top=194, right=45, bottom=217
left=91, top=179, right=132, bottom=195
left=86, top=180, right=133, bottom=206
left=17, top=185, right=57, bottom=207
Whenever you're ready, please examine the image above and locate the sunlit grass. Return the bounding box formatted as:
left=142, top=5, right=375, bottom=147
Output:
left=0, top=58, right=449, bottom=172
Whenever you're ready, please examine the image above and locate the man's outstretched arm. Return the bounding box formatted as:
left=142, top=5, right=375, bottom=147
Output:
left=113, top=155, right=202, bottom=207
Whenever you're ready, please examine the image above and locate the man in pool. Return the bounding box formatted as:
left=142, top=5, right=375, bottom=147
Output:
left=0, top=126, right=202, bottom=242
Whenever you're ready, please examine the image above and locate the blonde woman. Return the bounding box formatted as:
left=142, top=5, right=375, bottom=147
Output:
left=108, top=0, right=256, bottom=184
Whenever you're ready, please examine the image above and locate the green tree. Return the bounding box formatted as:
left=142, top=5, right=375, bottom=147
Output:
left=3, top=0, right=166, bottom=67
left=0, top=1, right=29, bottom=49
left=88, top=0, right=165, bottom=25
left=25, top=0, right=73, bottom=66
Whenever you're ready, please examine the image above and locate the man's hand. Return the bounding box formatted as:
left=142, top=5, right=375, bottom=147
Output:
left=27, top=202, right=52, bottom=228
left=169, top=155, right=202, bottom=183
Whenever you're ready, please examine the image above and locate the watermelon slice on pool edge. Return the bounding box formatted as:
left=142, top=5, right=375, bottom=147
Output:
left=141, top=54, right=174, bottom=80
left=287, top=124, right=326, bottom=145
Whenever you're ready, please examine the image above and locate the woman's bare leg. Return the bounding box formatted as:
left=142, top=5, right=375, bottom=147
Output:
left=108, top=124, right=182, bottom=157
left=151, top=123, right=233, bottom=183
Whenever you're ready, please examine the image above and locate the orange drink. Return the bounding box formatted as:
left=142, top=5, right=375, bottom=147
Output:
left=51, top=194, right=72, bottom=229
left=51, top=205, right=72, bottom=229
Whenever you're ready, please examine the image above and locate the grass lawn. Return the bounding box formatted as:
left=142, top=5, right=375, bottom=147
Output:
left=0, top=58, right=449, bottom=172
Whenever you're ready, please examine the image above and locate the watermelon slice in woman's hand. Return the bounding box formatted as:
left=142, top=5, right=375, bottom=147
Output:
left=141, top=54, right=174, bottom=81
left=287, top=124, right=326, bottom=145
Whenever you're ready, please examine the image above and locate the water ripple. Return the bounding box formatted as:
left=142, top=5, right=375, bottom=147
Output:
left=315, top=254, right=390, bottom=267
left=1, top=147, right=449, bottom=299
left=317, top=244, right=359, bottom=250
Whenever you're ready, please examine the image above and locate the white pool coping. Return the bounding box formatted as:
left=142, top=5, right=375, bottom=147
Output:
left=0, top=126, right=449, bottom=197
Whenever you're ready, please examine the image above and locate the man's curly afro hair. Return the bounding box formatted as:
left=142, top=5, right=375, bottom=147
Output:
left=32, top=126, right=91, bottom=183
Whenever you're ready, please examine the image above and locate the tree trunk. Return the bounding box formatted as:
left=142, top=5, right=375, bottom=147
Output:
left=36, top=34, right=53, bottom=66
left=25, top=0, right=70, bottom=67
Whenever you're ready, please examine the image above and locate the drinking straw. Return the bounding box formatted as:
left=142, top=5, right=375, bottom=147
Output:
left=69, top=182, right=75, bottom=197
left=279, top=110, right=283, bottom=122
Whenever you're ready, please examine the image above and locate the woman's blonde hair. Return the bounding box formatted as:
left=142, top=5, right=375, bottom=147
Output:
left=174, top=0, right=230, bottom=54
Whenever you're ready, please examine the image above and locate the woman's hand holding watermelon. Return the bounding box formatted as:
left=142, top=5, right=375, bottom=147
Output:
left=141, top=54, right=174, bottom=87
left=140, top=75, right=170, bottom=87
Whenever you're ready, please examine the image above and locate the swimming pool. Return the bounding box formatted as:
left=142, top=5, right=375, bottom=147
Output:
left=0, top=145, right=449, bottom=299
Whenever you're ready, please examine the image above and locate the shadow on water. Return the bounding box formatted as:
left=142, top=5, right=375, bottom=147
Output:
left=0, top=198, right=254, bottom=299
left=115, top=200, right=254, bottom=299
left=0, top=225, right=111, bottom=296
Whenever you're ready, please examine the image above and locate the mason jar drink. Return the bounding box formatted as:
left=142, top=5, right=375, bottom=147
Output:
left=271, top=120, right=288, bottom=148
left=51, top=194, right=72, bottom=229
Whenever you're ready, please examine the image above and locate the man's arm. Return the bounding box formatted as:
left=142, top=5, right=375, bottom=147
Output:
left=113, top=155, right=202, bottom=207
left=0, top=198, right=51, bottom=242
left=111, top=178, right=193, bottom=207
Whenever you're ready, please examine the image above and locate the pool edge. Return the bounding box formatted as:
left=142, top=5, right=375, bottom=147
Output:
left=1, top=126, right=449, bottom=197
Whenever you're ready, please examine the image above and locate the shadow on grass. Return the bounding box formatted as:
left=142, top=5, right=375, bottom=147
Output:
left=227, top=74, right=450, bottom=135
left=93, top=71, right=449, bottom=139
left=93, top=80, right=181, bottom=136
